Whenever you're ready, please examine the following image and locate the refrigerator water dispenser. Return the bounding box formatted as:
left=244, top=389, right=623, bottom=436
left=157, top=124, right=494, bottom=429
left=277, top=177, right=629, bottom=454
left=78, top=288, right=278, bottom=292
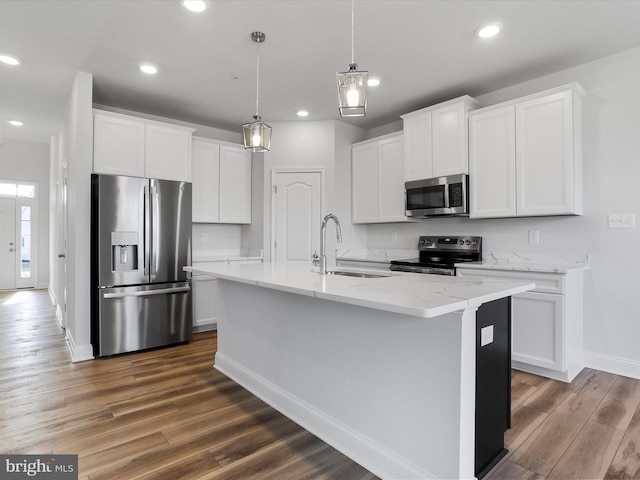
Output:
left=111, top=231, right=139, bottom=272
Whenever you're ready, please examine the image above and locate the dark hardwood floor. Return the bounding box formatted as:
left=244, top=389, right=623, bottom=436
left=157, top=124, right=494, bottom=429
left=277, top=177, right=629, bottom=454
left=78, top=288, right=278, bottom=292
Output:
left=1, top=289, right=639, bottom=479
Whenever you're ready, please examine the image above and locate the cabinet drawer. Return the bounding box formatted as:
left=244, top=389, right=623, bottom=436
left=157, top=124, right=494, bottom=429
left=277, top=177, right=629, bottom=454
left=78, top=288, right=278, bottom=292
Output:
left=457, top=268, right=565, bottom=294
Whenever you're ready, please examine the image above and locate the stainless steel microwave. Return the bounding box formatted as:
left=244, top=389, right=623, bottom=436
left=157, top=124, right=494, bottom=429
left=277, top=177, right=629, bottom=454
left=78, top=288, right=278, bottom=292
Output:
left=405, top=173, right=469, bottom=217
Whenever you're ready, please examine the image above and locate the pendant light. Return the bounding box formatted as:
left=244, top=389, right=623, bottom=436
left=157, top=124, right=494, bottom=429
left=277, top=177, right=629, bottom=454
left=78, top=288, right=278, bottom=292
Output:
left=337, top=0, right=368, bottom=117
left=242, top=31, right=272, bottom=152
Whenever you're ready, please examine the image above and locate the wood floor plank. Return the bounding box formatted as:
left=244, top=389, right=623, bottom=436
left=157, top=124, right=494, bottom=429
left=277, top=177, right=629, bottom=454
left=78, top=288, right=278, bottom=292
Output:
left=576, top=369, right=619, bottom=401
left=511, top=379, right=539, bottom=410
left=592, top=375, right=640, bottom=431
left=522, top=378, right=573, bottom=413
left=547, top=420, right=625, bottom=480
left=78, top=431, right=169, bottom=476
left=605, top=403, right=640, bottom=479
left=486, top=459, right=545, bottom=480
left=509, top=392, right=600, bottom=476
left=504, top=404, right=549, bottom=451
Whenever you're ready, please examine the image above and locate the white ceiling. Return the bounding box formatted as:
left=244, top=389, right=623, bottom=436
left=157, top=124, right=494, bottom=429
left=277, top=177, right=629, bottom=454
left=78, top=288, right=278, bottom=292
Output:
left=2, top=0, right=640, bottom=144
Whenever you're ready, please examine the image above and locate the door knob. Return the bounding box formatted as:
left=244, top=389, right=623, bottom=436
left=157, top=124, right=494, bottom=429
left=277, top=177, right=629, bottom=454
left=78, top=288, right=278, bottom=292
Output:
left=58, top=253, right=66, bottom=258
left=9, top=248, right=14, bottom=252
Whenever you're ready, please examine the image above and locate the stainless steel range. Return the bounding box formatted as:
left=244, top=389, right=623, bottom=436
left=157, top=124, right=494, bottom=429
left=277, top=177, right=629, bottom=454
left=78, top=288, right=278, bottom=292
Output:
left=390, top=235, right=482, bottom=275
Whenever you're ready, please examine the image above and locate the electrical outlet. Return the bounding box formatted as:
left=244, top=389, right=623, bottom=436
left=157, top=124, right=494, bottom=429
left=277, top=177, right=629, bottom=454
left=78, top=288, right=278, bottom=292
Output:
left=608, top=213, right=636, bottom=229
left=528, top=230, right=540, bottom=244
left=481, top=325, right=494, bottom=347
left=202, top=233, right=208, bottom=242
left=391, top=231, right=398, bottom=242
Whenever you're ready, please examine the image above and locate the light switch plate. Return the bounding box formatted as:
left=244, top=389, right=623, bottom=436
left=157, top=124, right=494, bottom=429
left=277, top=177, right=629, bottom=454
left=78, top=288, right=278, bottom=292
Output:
left=481, top=325, right=494, bottom=347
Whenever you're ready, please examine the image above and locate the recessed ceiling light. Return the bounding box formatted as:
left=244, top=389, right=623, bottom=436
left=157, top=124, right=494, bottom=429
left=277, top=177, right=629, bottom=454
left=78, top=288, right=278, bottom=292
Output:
left=368, top=78, right=381, bottom=87
left=181, top=0, right=208, bottom=12
left=0, top=54, right=21, bottom=66
left=296, top=110, right=309, bottom=117
left=139, top=63, right=158, bottom=75
left=7, top=120, right=23, bottom=126
left=477, top=21, right=503, bottom=39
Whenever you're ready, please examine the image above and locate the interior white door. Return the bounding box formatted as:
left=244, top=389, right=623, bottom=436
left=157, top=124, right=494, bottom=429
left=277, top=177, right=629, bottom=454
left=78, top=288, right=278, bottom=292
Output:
left=58, top=166, right=68, bottom=328
left=0, top=198, right=16, bottom=290
left=273, top=171, right=322, bottom=263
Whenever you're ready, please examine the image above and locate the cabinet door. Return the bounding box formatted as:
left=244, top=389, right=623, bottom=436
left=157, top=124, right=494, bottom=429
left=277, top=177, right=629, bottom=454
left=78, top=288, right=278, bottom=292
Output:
left=219, top=145, right=251, bottom=224
left=93, top=113, right=146, bottom=177
left=469, top=106, right=517, bottom=218
left=193, top=275, right=219, bottom=330
left=512, top=292, right=564, bottom=372
left=145, top=124, right=192, bottom=181
left=352, top=142, right=378, bottom=223
left=516, top=90, right=575, bottom=216
left=402, top=112, right=432, bottom=181
left=191, top=140, right=220, bottom=223
left=377, top=135, right=407, bottom=222
left=432, top=102, right=468, bottom=177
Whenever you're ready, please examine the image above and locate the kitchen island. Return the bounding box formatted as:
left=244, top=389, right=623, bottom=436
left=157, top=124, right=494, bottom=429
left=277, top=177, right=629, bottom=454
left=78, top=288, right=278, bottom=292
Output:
left=187, top=262, right=534, bottom=480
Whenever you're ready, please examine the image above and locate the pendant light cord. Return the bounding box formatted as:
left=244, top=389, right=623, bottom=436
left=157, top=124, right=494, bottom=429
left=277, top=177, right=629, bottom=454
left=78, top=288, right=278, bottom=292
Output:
left=351, top=0, right=355, bottom=64
left=255, top=41, right=260, bottom=117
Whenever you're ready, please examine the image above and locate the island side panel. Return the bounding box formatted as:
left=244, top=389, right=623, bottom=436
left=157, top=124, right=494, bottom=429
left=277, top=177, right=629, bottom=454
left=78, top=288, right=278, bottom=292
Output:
left=214, top=279, right=477, bottom=480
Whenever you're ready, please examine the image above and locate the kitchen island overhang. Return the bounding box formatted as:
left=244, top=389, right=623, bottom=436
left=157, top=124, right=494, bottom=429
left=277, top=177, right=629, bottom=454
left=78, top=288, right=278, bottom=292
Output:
left=186, top=263, right=534, bottom=480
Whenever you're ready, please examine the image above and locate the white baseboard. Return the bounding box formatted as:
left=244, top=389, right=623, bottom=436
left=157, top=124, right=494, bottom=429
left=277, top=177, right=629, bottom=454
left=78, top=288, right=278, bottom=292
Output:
left=65, top=330, right=94, bottom=363
left=584, top=351, right=640, bottom=381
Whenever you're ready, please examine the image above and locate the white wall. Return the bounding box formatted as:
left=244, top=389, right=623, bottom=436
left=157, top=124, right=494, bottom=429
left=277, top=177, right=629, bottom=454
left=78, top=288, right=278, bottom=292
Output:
left=0, top=137, right=50, bottom=288
left=366, top=45, right=640, bottom=377
left=260, top=120, right=368, bottom=263
left=54, top=71, right=94, bottom=362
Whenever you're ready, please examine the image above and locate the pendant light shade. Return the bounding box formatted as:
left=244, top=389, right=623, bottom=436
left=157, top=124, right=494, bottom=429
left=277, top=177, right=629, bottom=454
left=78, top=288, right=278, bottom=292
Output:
left=243, top=31, right=272, bottom=152
left=337, top=0, right=367, bottom=117
left=242, top=115, right=272, bottom=152
left=337, top=63, right=368, bottom=117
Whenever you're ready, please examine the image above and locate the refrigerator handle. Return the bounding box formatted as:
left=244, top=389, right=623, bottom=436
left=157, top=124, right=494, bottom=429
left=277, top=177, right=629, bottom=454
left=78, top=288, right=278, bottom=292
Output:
left=150, top=182, right=159, bottom=277
left=144, top=184, right=150, bottom=278
left=103, top=285, right=191, bottom=299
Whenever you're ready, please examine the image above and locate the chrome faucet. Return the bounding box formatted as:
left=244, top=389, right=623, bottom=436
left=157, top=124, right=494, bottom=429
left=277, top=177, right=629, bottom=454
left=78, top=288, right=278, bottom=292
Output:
left=319, top=213, right=342, bottom=274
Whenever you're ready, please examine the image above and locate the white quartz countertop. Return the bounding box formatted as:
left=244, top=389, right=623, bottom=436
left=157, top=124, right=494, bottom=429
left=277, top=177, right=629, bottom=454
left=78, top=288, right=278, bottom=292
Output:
left=186, top=262, right=534, bottom=318
left=456, top=252, right=591, bottom=274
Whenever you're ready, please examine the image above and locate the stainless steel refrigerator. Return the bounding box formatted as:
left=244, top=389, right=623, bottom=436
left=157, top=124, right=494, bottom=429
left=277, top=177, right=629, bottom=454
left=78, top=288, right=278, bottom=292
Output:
left=91, top=174, right=192, bottom=357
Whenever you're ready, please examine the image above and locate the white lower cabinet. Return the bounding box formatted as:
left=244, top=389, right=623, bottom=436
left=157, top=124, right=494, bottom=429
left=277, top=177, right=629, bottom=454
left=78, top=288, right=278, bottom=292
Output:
left=192, top=259, right=263, bottom=331
left=457, top=267, right=585, bottom=382
left=193, top=274, right=219, bottom=331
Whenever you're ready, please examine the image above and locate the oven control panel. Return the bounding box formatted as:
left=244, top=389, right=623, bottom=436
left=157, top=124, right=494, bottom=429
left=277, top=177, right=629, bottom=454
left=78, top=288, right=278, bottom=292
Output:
left=418, top=236, right=482, bottom=252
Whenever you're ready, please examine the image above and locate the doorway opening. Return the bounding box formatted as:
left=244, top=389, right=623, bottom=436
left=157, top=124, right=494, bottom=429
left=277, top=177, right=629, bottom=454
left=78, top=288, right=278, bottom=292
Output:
left=0, top=180, right=38, bottom=290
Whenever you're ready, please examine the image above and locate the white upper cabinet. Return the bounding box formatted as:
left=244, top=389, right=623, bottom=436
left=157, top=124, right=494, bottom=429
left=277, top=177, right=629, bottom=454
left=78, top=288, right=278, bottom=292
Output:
left=469, top=83, right=584, bottom=219
left=468, top=105, right=517, bottom=218
left=402, top=110, right=432, bottom=180
left=93, top=110, right=193, bottom=182
left=219, top=145, right=252, bottom=224
left=352, top=141, right=379, bottom=224
left=191, top=139, right=220, bottom=223
left=93, top=112, right=146, bottom=177
left=402, top=96, right=482, bottom=181
left=144, top=123, right=192, bottom=181
left=352, top=133, right=407, bottom=224
left=191, top=138, right=252, bottom=225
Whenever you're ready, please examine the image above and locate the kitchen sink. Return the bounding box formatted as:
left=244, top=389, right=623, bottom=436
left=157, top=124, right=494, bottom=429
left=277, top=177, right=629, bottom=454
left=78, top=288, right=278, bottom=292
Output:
left=326, top=270, right=390, bottom=278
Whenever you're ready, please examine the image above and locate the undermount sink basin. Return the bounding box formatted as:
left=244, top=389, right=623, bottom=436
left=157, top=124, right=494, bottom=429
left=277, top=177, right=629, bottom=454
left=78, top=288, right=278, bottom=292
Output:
left=326, top=270, right=390, bottom=278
